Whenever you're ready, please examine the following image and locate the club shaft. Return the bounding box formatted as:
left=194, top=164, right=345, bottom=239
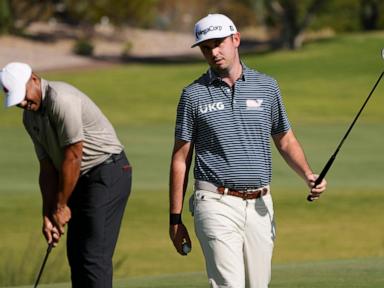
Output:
left=307, top=70, right=384, bottom=201
left=335, top=70, right=384, bottom=153
left=34, top=243, right=53, bottom=288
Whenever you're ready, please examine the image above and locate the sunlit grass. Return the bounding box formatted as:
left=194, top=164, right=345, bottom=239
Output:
left=1, top=32, right=384, bottom=286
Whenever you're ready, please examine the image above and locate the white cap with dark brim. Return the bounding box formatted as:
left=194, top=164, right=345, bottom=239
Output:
left=0, top=62, right=32, bottom=108
left=192, top=14, right=237, bottom=48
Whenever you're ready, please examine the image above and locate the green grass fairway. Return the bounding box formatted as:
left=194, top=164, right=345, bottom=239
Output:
left=1, top=124, right=383, bottom=286
left=1, top=32, right=384, bottom=287
left=7, top=258, right=384, bottom=288
left=113, top=258, right=384, bottom=288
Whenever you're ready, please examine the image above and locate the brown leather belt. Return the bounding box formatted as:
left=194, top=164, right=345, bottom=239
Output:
left=195, top=180, right=269, bottom=200
left=217, top=186, right=269, bottom=200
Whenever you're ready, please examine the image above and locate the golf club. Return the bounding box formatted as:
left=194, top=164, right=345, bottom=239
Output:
left=33, top=243, right=53, bottom=288
left=307, top=48, right=384, bottom=202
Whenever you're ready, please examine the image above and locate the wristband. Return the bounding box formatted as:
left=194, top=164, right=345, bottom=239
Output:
left=170, top=213, right=182, bottom=225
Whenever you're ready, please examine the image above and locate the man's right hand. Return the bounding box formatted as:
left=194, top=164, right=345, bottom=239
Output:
left=43, top=216, right=60, bottom=246
left=169, top=223, right=192, bottom=256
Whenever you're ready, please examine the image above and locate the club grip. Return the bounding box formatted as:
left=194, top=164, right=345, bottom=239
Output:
left=47, top=242, right=54, bottom=253
left=307, top=154, right=336, bottom=202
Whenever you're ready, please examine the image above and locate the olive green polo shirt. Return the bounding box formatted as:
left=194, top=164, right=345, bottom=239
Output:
left=23, top=79, right=123, bottom=174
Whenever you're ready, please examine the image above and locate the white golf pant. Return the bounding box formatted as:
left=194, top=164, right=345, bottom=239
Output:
left=192, top=187, right=275, bottom=288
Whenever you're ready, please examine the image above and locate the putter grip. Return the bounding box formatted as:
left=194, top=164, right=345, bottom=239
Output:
left=47, top=242, right=53, bottom=253
left=307, top=155, right=336, bottom=202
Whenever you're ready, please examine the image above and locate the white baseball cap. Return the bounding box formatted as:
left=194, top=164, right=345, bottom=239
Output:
left=0, top=62, right=32, bottom=108
left=192, top=14, right=237, bottom=48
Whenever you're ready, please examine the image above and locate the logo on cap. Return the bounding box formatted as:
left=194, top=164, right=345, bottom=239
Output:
left=196, top=25, right=223, bottom=38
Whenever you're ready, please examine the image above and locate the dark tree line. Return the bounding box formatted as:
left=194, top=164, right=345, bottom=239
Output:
left=0, top=0, right=156, bottom=33
left=238, top=0, right=383, bottom=49
left=0, top=0, right=383, bottom=50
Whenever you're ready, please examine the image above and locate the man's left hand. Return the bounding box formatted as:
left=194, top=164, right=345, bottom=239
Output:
left=52, top=205, right=71, bottom=235
left=306, top=173, right=327, bottom=200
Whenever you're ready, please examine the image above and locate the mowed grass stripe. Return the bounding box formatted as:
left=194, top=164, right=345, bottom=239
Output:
left=118, top=258, right=384, bottom=288
left=1, top=186, right=383, bottom=285
left=6, top=258, right=384, bottom=288
left=1, top=122, right=382, bottom=192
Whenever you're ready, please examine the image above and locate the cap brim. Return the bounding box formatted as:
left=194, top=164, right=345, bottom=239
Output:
left=191, top=40, right=205, bottom=48
left=191, top=33, right=234, bottom=48
left=4, top=85, right=26, bottom=108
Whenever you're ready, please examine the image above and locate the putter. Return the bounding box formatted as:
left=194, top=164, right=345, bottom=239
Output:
left=33, top=243, right=53, bottom=288
left=307, top=48, right=384, bottom=201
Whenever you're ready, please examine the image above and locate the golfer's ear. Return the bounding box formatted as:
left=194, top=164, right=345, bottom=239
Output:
left=29, top=73, right=41, bottom=87
left=30, top=73, right=37, bottom=82
left=26, top=73, right=39, bottom=91
left=232, top=32, right=241, bottom=48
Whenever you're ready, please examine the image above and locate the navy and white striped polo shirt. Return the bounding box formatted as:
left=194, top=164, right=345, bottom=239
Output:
left=175, top=63, right=291, bottom=190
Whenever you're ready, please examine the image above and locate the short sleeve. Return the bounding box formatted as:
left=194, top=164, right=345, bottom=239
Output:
left=175, top=89, right=195, bottom=142
left=271, top=80, right=291, bottom=135
left=50, top=93, right=84, bottom=147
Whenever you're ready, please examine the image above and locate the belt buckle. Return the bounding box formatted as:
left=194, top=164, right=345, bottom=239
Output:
left=244, top=188, right=261, bottom=199
left=242, top=192, right=251, bottom=200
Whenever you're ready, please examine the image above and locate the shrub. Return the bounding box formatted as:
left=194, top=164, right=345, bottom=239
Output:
left=121, top=40, right=133, bottom=58
left=73, top=39, right=94, bottom=56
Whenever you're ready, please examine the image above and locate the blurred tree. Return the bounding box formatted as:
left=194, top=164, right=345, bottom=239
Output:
left=0, top=0, right=159, bottom=35
left=0, top=0, right=52, bottom=34
left=360, top=0, right=379, bottom=30
left=155, top=0, right=258, bottom=32
left=206, top=0, right=258, bottom=28
left=55, top=0, right=158, bottom=27
left=0, top=0, right=12, bottom=33
left=265, top=0, right=329, bottom=49
left=312, top=0, right=384, bottom=32
left=153, top=0, right=202, bottom=31
left=238, top=0, right=267, bottom=26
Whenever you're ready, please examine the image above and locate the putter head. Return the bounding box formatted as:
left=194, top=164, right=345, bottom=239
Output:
left=382, top=48, right=384, bottom=60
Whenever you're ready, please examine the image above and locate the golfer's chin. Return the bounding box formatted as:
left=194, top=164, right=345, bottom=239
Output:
left=211, top=61, right=228, bottom=73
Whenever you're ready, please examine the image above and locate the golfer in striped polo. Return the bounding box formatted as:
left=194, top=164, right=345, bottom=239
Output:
left=169, top=14, right=327, bottom=288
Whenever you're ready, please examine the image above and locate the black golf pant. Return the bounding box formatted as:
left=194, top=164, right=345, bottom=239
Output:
left=67, top=152, right=131, bottom=288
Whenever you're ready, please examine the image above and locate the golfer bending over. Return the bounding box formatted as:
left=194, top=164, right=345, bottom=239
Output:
left=169, top=14, right=327, bottom=288
left=1, top=62, right=132, bottom=288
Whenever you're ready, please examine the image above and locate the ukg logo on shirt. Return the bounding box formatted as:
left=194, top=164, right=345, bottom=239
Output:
left=199, top=102, right=225, bottom=114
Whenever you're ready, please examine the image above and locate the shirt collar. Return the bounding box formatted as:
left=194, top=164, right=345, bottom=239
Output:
left=207, top=62, right=247, bottom=84
left=39, top=78, right=49, bottom=114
